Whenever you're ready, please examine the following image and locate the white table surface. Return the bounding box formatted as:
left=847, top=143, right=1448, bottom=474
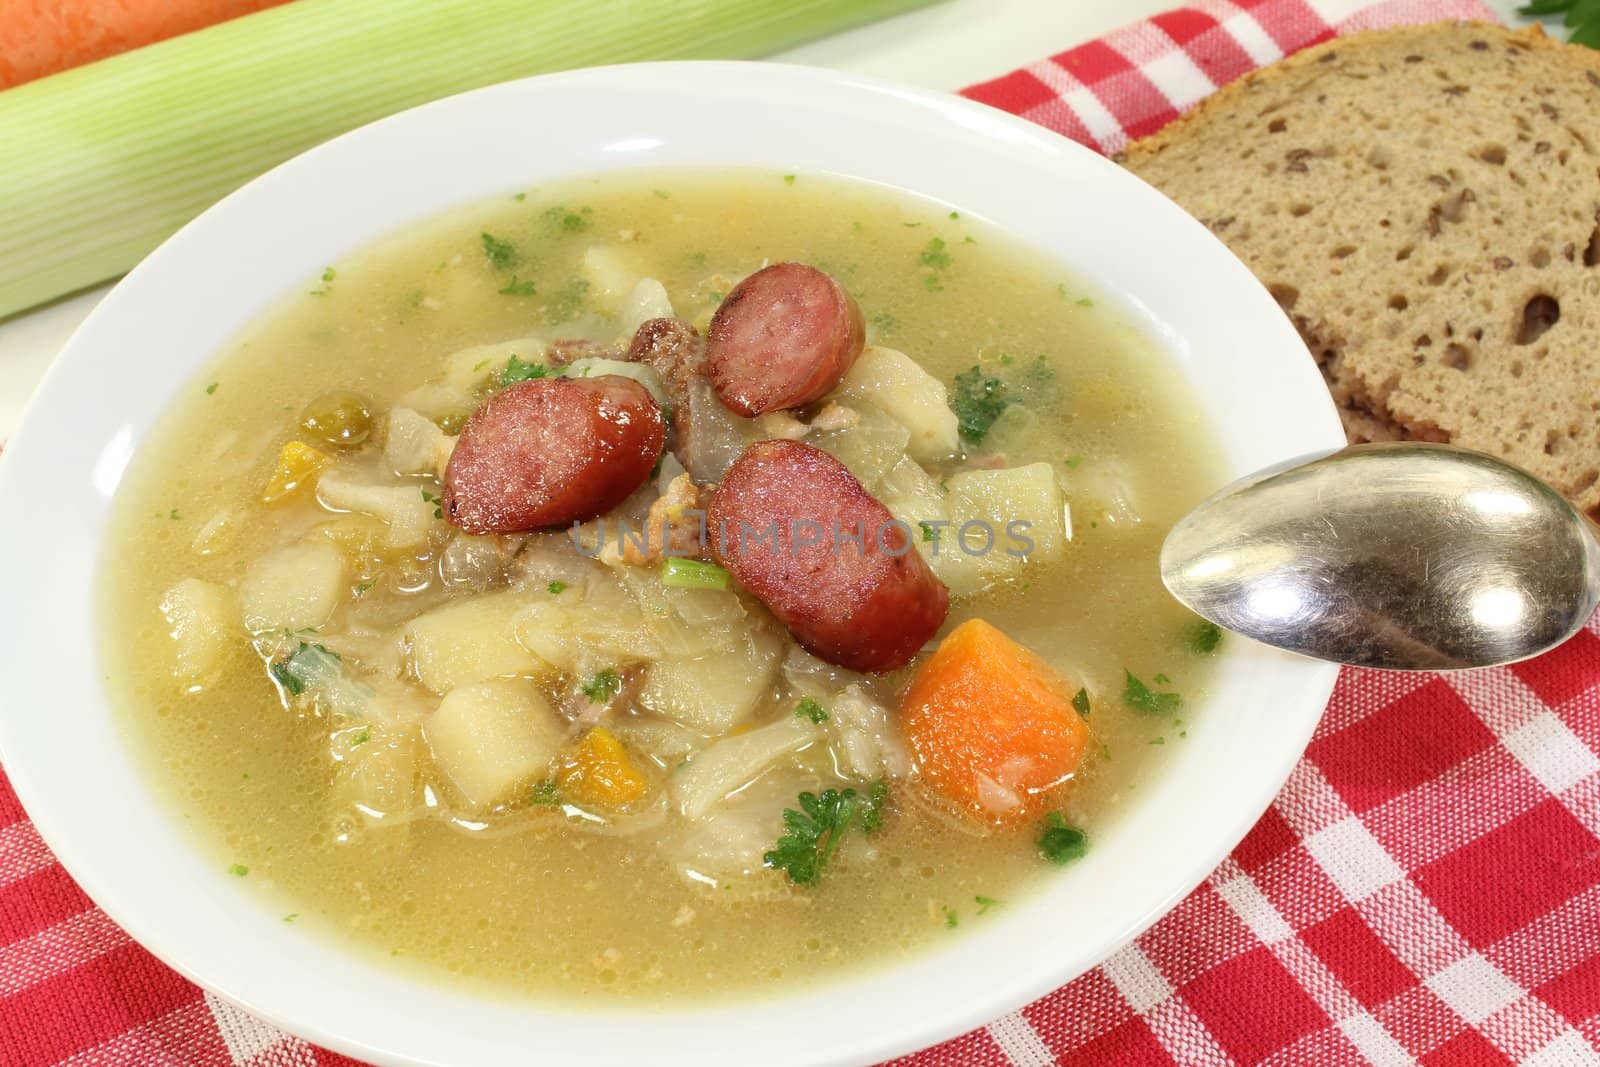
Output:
left=0, top=0, right=1533, bottom=440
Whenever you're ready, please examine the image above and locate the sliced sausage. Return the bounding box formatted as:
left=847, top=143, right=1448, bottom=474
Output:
left=706, top=263, right=865, bottom=417
left=708, top=439, right=948, bottom=673
left=443, top=376, right=664, bottom=534
left=627, top=317, right=756, bottom=483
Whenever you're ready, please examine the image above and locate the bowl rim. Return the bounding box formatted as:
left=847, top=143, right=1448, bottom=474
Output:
left=0, top=59, right=1344, bottom=1067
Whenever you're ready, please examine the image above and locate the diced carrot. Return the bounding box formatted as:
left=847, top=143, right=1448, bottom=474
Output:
left=558, top=727, right=648, bottom=809
left=900, top=618, right=1087, bottom=825
left=0, top=1, right=293, bottom=89
left=260, top=440, right=328, bottom=505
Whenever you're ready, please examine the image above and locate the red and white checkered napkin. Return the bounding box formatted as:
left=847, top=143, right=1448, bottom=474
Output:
left=7, top=2, right=1600, bottom=1065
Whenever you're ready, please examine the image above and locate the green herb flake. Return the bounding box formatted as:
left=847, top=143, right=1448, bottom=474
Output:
left=653, top=189, right=670, bottom=199
left=512, top=192, right=526, bottom=201
left=542, top=205, right=589, bottom=234
left=1072, top=688, right=1091, bottom=718
left=1064, top=454, right=1085, bottom=469
left=351, top=729, right=370, bottom=746
left=547, top=580, right=568, bottom=595
left=764, top=782, right=888, bottom=885
left=1188, top=619, right=1223, bottom=654
left=1150, top=736, right=1167, bottom=745
left=919, top=236, right=952, bottom=271
left=1154, top=672, right=1171, bottom=685
left=168, top=508, right=179, bottom=520
left=870, top=311, right=898, bottom=333
left=919, top=521, right=937, bottom=543
left=283, top=913, right=298, bottom=923
left=950, top=366, right=1010, bottom=444
left=1077, top=297, right=1094, bottom=307
left=547, top=277, right=590, bottom=323
left=354, top=581, right=374, bottom=596
left=269, top=661, right=303, bottom=695
left=501, top=354, right=549, bottom=385
left=529, top=781, right=561, bottom=807
left=1100, top=744, right=1113, bottom=762
left=205, top=382, right=219, bottom=395
left=1036, top=812, right=1089, bottom=865
left=580, top=668, right=622, bottom=704
left=1123, top=670, right=1182, bottom=715
left=948, top=210, right=960, bottom=220
left=498, top=276, right=537, bottom=297
left=962, top=235, right=977, bottom=244
left=783, top=174, right=797, bottom=185
left=942, top=906, right=959, bottom=929
left=974, top=895, right=1001, bottom=914
left=229, top=863, right=250, bottom=877
left=795, top=697, right=829, bottom=724
left=480, top=232, right=518, bottom=270
left=902, top=221, right=922, bottom=228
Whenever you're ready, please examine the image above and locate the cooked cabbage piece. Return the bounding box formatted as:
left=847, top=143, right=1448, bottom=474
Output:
left=317, top=471, right=437, bottom=550
left=809, top=405, right=910, bottom=494
left=240, top=541, right=346, bottom=633
left=384, top=407, right=449, bottom=477
left=559, top=357, right=670, bottom=412
left=672, top=716, right=820, bottom=820
left=404, top=590, right=550, bottom=694
left=640, top=627, right=784, bottom=733
left=424, top=678, right=566, bottom=811
left=825, top=684, right=911, bottom=781
left=840, top=345, right=960, bottom=462
left=928, top=462, right=1068, bottom=594
left=158, top=578, right=236, bottom=685
left=619, top=278, right=673, bottom=338
left=336, top=726, right=419, bottom=822
left=513, top=570, right=657, bottom=673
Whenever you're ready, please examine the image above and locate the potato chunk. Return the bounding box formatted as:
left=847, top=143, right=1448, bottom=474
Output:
left=840, top=345, right=960, bottom=462
left=424, top=679, right=565, bottom=810
left=384, top=407, right=447, bottom=477
left=158, top=578, right=236, bottom=685
left=404, top=591, right=550, bottom=694
left=933, top=463, right=1067, bottom=594
left=317, top=471, right=436, bottom=550
left=240, top=542, right=345, bottom=633
left=640, top=627, right=783, bottom=733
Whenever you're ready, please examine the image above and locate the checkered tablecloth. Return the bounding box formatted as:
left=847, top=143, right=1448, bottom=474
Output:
left=7, top=1, right=1600, bottom=1064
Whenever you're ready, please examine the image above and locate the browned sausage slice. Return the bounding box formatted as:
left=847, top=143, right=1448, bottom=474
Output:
left=708, top=439, right=948, bottom=673
left=706, top=263, right=865, bottom=417
left=443, top=376, right=664, bottom=534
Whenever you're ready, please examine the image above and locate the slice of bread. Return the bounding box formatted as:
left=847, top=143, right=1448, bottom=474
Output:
left=1121, top=23, right=1600, bottom=515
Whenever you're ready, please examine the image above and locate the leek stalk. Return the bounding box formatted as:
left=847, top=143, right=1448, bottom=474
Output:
left=0, top=0, right=936, bottom=320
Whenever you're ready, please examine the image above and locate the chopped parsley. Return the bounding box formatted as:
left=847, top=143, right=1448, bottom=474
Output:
left=321, top=267, right=336, bottom=283
left=168, top=508, right=179, bottom=520
left=283, top=914, right=298, bottom=923
left=205, top=382, right=219, bottom=395
left=950, top=365, right=1010, bottom=444
left=763, top=781, right=888, bottom=885
left=948, top=210, right=960, bottom=220
left=480, top=232, right=518, bottom=270
left=1076, top=297, right=1094, bottom=308
left=1123, top=670, right=1181, bottom=715
left=942, top=906, right=959, bottom=929
left=421, top=489, right=442, bottom=519
left=1150, top=736, right=1167, bottom=745
left=1036, top=812, right=1088, bottom=865
left=795, top=697, right=829, bottom=723
left=501, top=354, right=548, bottom=385
left=870, top=311, right=898, bottom=333
left=270, top=642, right=340, bottom=698
left=1188, top=619, right=1223, bottom=654
left=542, top=204, right=590, bottom=234
left=547, top=277, right=590, bottom=323
left=498, top=276, right=537, bottom=297
left=580, top=668, right=622, bottom=704
left=229, top=863, right=250, bottom=877
left=919, top=521, right=937, bottom=543
left=513, top=192, right=526, bottom=201
left=653, top=189, right=670, bottom=199
left=974, top=895, right=1001, bottom=914
left=351, top=729, right=370, bottom=746
left=1153, top=672, right=1171, bottom=685
left=919, top=237, right=952, bottom=271
left=1064, top=454, right=1084, bottom=469
left=354, top=581, right=374, bottom=596
left=269, top=661, right=304, bottom=695
left=529, top=781, right=560, bottom=807
left=783, top=173, right=797, bottom=185
left=1072, top=688, right=1091, bottom=718
left=921, top=273, right=945, bottom=293
left=547, top=580, right=568, bottom=595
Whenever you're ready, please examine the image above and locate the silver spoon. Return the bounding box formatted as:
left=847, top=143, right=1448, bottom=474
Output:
left=1160, top=443, right=1600, bottom=670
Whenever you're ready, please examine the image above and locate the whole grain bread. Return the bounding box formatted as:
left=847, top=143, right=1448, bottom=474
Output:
left=1121, top=22, right=1600, bottom=515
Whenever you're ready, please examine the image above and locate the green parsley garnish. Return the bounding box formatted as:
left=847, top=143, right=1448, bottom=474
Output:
left=975, top=895, right=1001, bottom=914
left=1123, top=670, right=1181, bottom=715
left=498, top=276, right=536, bottom=297
left=1064, top=454, right=1084, bottom=469
left=513, top=192, right=526, bottom=201
left=763, top=782, right=888, bottom=885
left=950, top=365, right=1010, bottom=444
left=269, top=661, right=303, bottom=695
left=1154, top=672, right=1171, bottom=685
left=542, top=204, right=590, bottom=234
left=229, top=863, right=249, bottom=877
left=919, top=237, right=952, bottom=271
left=283, top=914, right=298, bottom=923
left=205, top=382, right=218, bottom=395
left=480, top=232, right=518, bottom=270
left=501, top=354, right=548, bottom=385
left=1072, top=688, right=1091, bottom=718
left=1036, top=812, right=1088, bottom=865
left=580, top=668, right=622, bottom=704
left=942, top=906, right=959, bottom=928
left=919, top=521, right=937, bottom=543
left=547, top=277, right=590, bottom=323
left=529, top=781, right=560, bottom=807
left=1076, top=297, right=1094, bottom=307
left=547, top=580, right=568, bottom=595
left=653, top=189, right=670, bottom=199
left=783, top=174, right=797, bottom=185
left=948, top=210, right=960, bottom=220
left=1187, top=620, right=1223, bottom=654
left=354, top=581, right=374, bottom=596
left=351, top=729, right=370, bottom=746
left=420, top=488, right=442, bottom=519
left=795, top=697, right=829, bottom=723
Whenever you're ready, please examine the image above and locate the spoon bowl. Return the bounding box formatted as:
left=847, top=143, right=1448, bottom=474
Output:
left=1161, top=442, right=1600, bottom=670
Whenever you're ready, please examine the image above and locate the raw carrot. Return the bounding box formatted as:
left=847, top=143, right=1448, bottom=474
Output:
left=0, top=0, right=292, bottom=89
left=900, top=619, right=1088, bottom=826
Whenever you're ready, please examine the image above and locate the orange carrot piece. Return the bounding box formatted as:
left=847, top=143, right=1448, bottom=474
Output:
left=558, top=727, right=648, bottom=810
left=900, top=619, right=1088, bottom=825
left=0, top=0, right=292, bottom=89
